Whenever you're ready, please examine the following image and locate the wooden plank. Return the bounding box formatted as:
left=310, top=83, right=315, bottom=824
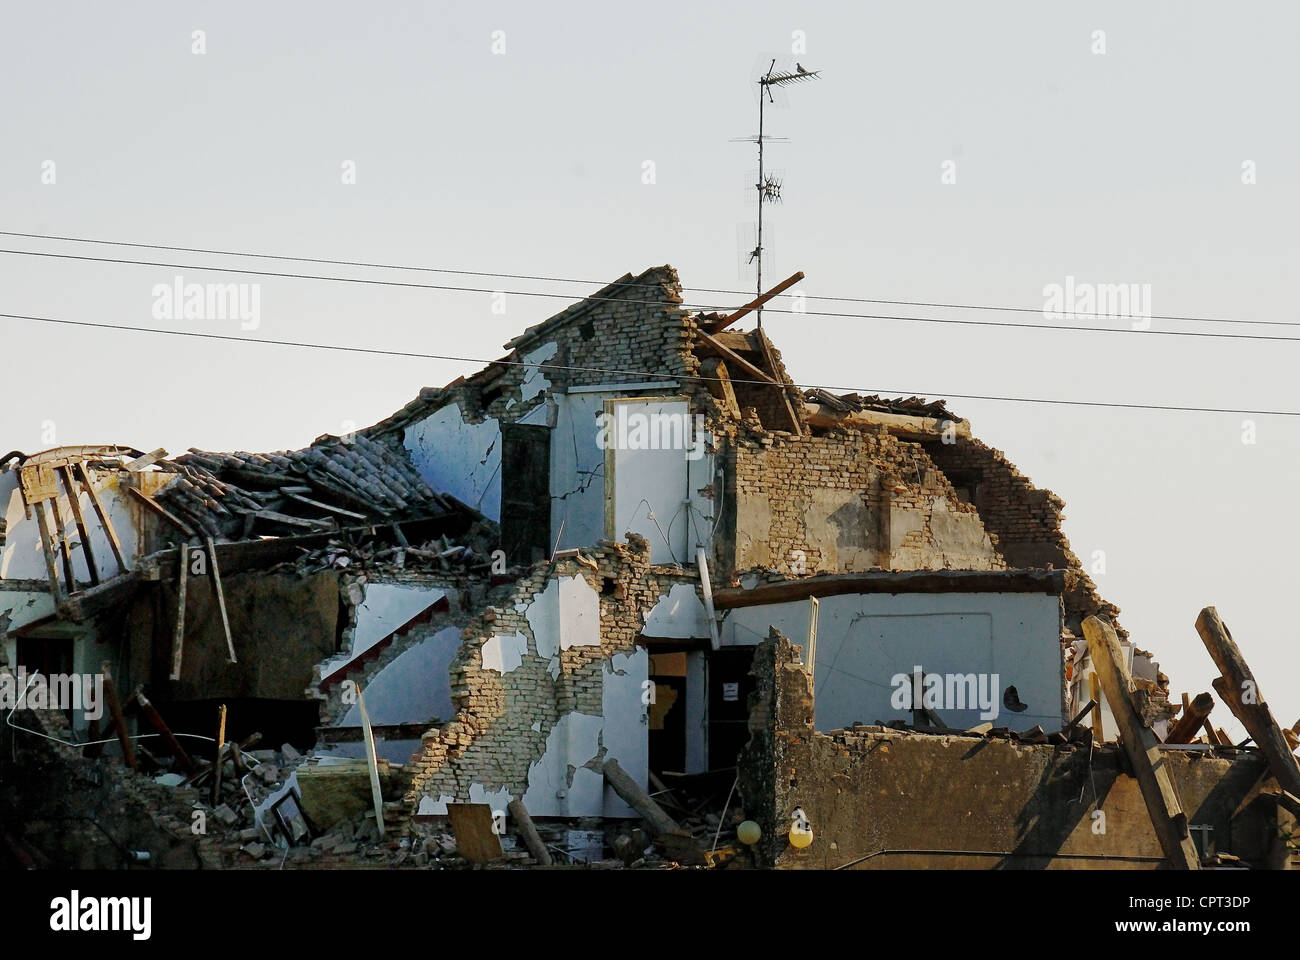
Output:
left=101, top=661, right=135, bottom=770
left=710, top=270, right=805, bottom=332
left=210, top=704, right=227, bottom=806
left=31, top=501, right=65, bottom=605
left=357, top=685, right=386, bottom=841
left=47, top=493, right=76, bottom=587
left=59, top=465, right=99, bottom=586
left=126, top=485, right=196, bottom=537
left=76, top=462, right=128, bottom=572
left=171, top=543, right=189, bottom=681
left=1083, top=616, right=1200, bottom=870
left=693, top=329, right=778, bottom=386
left=446, top=803, right=503, bottom=864
left=1195, top=607, right=1300, bottom=797
left=125, top=448, right=168, bottom=472
left=205, top=537, right=237, bottom=664
left=282, top=491, right=368, bottom=520
left=1167, top=692, right=1215, bottom=745
left=709, top=360, right=741, bottom=419
left=1202, top=719, right=1223, bottom=746
left=755, top=328, right=803, bottom=435
left=507, top=798, right=552, bottom=866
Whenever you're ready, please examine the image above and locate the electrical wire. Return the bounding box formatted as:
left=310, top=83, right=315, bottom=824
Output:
left=2, top=246, right=1299, bottom=342
left=2, top=308, right=1297, bottom=417
left=1, top=228, right=1289, bottom=329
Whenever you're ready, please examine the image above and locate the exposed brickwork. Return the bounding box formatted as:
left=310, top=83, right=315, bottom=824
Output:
left=403, top=535, right=702, bottom=806
left=920, top=436, right=1122, bottom=637
left=727, top=424, right=1004, bottom=577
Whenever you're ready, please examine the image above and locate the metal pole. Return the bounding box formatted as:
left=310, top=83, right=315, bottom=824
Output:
left=756, top=61, right=772, bottom=329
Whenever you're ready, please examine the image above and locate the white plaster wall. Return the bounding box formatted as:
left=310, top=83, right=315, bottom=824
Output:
left=719, top=591, right=1064, bottom=732
left=549, top=393, right=608, bottom=553
left=0, top=469, right=140, bottom=583
left=608, top=399, right=694, bottom=565
left=402, top=402, right=502, bottom=521
left=600, top=648, right=648, bottom=818
left=642, top=583, right=711, bottom=639
left=0, top=588, right=56, bottom=638
left=318, top=581, right=447, bottom=681
left=339, top=624, right=461, bottom=726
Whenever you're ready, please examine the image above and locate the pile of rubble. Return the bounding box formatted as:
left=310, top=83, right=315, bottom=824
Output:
left=272, top=522, right=499, bottom=578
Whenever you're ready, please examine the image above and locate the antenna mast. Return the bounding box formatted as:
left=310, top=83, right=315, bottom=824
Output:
left=751, top=58, right=820, bottom=328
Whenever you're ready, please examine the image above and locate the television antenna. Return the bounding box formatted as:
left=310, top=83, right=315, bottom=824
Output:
left=740, top=58, right=821, bottom=327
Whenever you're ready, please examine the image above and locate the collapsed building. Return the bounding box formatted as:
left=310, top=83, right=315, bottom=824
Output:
left=1, top=265, right=1296, bottom=870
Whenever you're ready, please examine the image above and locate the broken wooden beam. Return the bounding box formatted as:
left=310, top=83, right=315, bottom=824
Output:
left=1195, top=607, right=1300, bottom=797
left=76, top=462, right=128, bottom=572
left=710, top=270, right=804, bottom=332
left=48, top=493, right=76, bottom=587
left=1088, top=672, right=1105, bottom=742
left=171, top=543, right=189, bottom=681
left=127, top=485, right=196, bottom=538
left=124, top=448, right=168, bottom=472
left=693, top=329, right=778, bottom=386
left=59, top=465, right=99, bottom=586
left=507, top=798, right=552, bottom=866
left=101, top=662, right=135, bottom=771
left=1166, top=692, right=1215, bottom=745
left=210, top=704, right=227, bottom=806
left=31, top=500, right=65, bottom=605
left=134, top=689, right=196, bottom=774
left=602, top=757, right=682, bottom=837
left=1083, top=616, right=1200, bottom=870
left=755, top=328, right=804, bottom=435
left=205, top=537, right=237, bottom=664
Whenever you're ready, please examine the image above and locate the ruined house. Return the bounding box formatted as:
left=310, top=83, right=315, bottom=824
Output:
left=1, top=265, right=1295, bottom=870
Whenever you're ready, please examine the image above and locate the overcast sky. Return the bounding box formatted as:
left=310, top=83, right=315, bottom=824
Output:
left=2, top=2, right=1297, bottom=735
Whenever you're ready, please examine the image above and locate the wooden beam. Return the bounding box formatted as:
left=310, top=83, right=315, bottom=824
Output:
left=1089, top=672, right=1105, bottom=741
left=59, top=465, right=99, bottom=586
left=1166, top=692, right=1215, bottom=745
left=755, top=328, right=803, bottom=435
left=126, top=485, right=196, bottom=537
left=507, top=799, right=552, bottom=866
left=709, top=360, right=741, bottom=419
left=205, top=537, right=237, bottom=664
left=31, top=501, right=64, bottom=605
left=710, top=270, right=804, bottom=332
left=135, top=689, right=196, bottom=774
left=76, top=462, right=128, bottom=572
left=47, top=494, right=76, bottom=587
left=124, top=448, right=168, bottom=472
left=601, top=757, right=681, bottom=837
left=281, top=491, right=368, bottom=521
left=210, top=704, right=227, bottom=806
left=357, top=686, right=386, bottom=841
left=101, top=662, right=135, bottom=770
left=171, top=544, right=189, bottom=681
left=1195, top=607, right=1300, bottom=797
left=1083, top=616, right=1200, bottom=870
left=693, top=329, right=777, bottom=386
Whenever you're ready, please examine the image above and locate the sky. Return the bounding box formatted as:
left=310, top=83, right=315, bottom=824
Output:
left=1, top=2, right=1297, bottom=736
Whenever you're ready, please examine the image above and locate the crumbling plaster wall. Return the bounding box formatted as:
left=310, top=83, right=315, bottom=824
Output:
left=403, top=535, right=706, bottom=819
left=728, top=427, right=1003, bottom=578
left=739, top=633, right=1289, bottom=870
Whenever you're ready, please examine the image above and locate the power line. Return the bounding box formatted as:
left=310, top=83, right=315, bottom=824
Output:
left=1, top=229, right=1292, bottom=329
left=3, top=246, right=1300, bottom=344
left=2, top=309, right=1297, bottom=418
